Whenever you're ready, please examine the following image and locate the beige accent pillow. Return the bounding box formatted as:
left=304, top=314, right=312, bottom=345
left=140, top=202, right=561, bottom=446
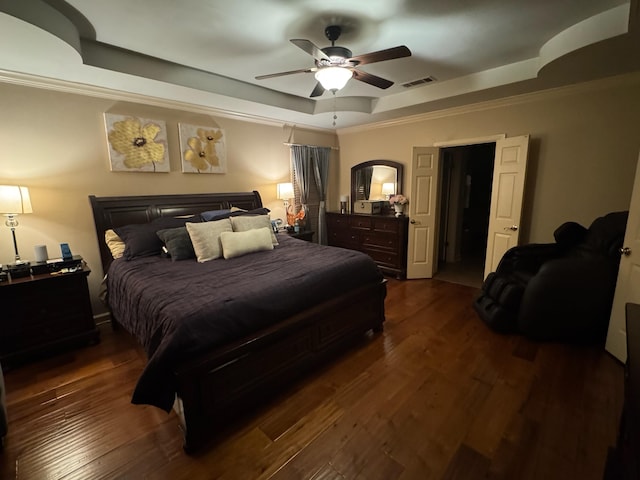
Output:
left=230, top=215, right=278, bottom=245
left=105, top=229, right=125, bottom=259
left=219, top=227, right=274, bottom=259
left=186, top=218, right=233, bottom=262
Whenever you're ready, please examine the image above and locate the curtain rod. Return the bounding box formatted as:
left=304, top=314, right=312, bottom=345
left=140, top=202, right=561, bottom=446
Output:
left=283, top=142, right=340, bottom=151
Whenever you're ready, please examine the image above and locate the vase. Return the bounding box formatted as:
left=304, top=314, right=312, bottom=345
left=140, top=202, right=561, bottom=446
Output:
left=393, top=204, right=404, bottom=217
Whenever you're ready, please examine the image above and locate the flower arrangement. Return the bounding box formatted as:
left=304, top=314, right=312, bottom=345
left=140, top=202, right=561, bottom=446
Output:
left=286, top=205, right=305, bottom=228
left=389, top=194, right=408, bottom=205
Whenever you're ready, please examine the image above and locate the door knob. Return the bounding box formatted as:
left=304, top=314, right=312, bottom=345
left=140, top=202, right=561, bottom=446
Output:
left=410, top=219, right=416, bottom=224
left=504, top=225, right=518, bottom=231
left=620, top=247, right=632, bottom=256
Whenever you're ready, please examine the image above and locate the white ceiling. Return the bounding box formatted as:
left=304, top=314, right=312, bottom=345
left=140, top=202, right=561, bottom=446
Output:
left=0, top=0, right=638, bottom=129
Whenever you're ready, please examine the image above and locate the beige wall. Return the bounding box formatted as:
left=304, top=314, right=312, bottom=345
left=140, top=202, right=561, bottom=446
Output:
left=0, top=83, right=337, bottom=316
left=337, top=73, right=640, bottom=244
left=1, top=73, right=639, bottom=316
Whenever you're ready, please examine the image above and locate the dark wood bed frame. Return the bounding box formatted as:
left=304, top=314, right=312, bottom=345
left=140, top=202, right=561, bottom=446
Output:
left=88, top=191, right=387, bottom=452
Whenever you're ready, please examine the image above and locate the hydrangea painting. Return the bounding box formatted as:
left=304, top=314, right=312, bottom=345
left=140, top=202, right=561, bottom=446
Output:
left=178, top=123, right=227, bottom=174
left=104, top=114, right=169, bottom=172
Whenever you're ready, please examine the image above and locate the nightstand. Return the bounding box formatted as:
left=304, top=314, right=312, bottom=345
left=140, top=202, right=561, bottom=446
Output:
left=0, top=263, right=100, bottom=366
left=288, top=230, right=315, bottom=242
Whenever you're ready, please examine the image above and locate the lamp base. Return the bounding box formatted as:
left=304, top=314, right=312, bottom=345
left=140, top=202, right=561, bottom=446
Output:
left=7, top=261, right=31, bottom=279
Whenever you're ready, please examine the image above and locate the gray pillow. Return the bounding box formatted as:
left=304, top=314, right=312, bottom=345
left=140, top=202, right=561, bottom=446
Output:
left=186, top=218, right=233, bottom=262
left=156, top=227, right=195, bottom=261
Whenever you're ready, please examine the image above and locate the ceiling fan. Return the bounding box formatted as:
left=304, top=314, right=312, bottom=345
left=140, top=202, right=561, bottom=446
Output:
left=255, top=25, right=411, bottom=97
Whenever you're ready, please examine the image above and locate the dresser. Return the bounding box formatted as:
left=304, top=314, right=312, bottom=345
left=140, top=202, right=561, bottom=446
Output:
left=326, top=212, right=409, bottom=279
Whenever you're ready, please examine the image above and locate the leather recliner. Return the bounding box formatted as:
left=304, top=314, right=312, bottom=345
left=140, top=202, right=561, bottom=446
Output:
left=473, top=211, right=629, bottom=343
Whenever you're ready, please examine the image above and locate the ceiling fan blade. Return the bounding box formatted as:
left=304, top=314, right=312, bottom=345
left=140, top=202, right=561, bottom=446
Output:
left=352, top=69, right=394, bottom=89
left=290, top=39, right=331, bottom=62
left=255, top=67, right=316, bottom=80
left=348, top=46, right=411, bottom=66
left=310, top=82, right=325, bottom=97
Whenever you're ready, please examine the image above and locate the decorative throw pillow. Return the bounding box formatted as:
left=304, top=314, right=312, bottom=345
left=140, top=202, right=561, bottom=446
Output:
left=230, top=214, right=279, bottom=245
left=219, top=227, right=274, bottom=259
left=186, top=218, right=233, bottom=262
left=156, top=227, right=195, bottom=261
left=114, top=216, right=200, bottom=259
left=230, top=207, right=271, bottom=217
left=200, top=209, right=232, bottom=222
left=105, top=229, right=125, bottom=259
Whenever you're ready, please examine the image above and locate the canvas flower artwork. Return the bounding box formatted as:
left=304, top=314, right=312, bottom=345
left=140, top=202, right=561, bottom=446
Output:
left=179, top=123, right=227, bottom=174
left=104, top=114, right=169, bottom=172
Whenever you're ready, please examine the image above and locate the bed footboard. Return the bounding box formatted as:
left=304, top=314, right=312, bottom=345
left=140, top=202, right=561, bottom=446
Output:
left=173, top=279, right=386, bottom=452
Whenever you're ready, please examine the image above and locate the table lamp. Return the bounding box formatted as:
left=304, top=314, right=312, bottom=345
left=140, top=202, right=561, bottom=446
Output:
left=381, top=182, right=395, bottom=200
left=277, top=182, right=295, bottom=226
left=0, top=185, right=33, bottom=276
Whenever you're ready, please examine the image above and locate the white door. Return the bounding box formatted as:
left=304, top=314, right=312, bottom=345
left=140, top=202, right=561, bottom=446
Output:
left=606, top=153, right=640, bottom=363
left=407, top=147, right=440, bottom=279
left=483, top=135, right=530, bottom=279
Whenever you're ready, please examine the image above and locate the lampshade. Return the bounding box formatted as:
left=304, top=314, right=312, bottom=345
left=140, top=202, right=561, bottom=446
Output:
left=0, top=185, right=32, bottom=215
left=315, top=67, right=353, bottom=91
left=277, top=182, right=294, bottom=200
left=381, top=183, right=395, bottom=196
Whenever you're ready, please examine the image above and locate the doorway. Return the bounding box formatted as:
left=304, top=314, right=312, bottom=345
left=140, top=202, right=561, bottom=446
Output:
left=434, top=143, right=495, bottom=288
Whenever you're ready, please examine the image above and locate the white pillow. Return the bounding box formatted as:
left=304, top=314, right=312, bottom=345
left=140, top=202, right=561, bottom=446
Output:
left=186, top=218, right=233, bottom=262
left=230, top=215, right=279, bottom=245
left=219, top=227, right=274, bottom=259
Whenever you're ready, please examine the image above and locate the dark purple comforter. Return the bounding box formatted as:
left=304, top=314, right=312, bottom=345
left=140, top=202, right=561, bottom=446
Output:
left=106, top=234, right=383, bottom=411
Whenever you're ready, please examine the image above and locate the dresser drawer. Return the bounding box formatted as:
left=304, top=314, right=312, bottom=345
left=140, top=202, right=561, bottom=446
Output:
left=326, top=214, right=350, bottom=229
left=363, top=248, right=400, bottom=268
left=349, top=216, right=373, bottom=231
left=328, top=230, right=359, bottom=248
left=372, top=217, right=400, bottom=234
left=361, top=233, right=398, bottom=251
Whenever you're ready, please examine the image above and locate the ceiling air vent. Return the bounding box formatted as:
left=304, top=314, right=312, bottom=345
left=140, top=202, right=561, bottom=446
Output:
left=402, top=76, right=436, bottom=88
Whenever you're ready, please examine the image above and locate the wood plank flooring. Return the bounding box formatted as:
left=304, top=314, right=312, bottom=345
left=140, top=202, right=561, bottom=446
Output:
left=0, top=279, right=624, bottom=479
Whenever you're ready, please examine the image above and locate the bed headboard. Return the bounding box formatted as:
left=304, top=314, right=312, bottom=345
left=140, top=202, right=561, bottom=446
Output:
left=89, top=191, right=263, bottom=273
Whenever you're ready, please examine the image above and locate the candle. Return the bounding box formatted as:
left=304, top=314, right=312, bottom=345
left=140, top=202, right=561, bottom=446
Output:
left=340, top=195, right=348, bottom=202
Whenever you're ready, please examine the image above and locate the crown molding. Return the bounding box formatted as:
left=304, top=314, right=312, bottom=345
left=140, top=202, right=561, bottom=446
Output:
left=0, top=69, right=337, bottom=134
left=336, top=72, right=640, bottom=135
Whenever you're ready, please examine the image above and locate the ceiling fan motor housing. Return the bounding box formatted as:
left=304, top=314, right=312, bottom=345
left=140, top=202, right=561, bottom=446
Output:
left=320, top=46, right=353, bottom=64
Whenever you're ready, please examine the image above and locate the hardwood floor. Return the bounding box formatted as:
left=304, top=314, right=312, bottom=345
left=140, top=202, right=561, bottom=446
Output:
left=0, top=279, right=624, bottom=479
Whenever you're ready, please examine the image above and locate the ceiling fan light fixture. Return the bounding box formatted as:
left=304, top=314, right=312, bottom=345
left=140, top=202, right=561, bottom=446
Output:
left=315, top=67, right=353, bottom=92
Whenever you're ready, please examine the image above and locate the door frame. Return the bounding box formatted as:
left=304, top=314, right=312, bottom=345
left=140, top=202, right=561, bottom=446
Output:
left=429, top=134, right=507, bottom=276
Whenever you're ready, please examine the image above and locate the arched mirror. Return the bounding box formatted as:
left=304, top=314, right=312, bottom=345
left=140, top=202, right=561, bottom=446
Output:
left=351, top=160, right=404, bottom=212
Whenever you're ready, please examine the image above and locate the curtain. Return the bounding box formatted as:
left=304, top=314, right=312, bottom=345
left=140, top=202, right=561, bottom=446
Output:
left=312, top=146, right=331, bottom=245
left=290, top=145, right=314, bottom=226
left=355, top=166, right=374, bottom=200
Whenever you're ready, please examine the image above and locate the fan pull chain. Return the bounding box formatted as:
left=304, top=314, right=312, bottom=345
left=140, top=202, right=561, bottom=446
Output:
left=332, top=92, right=337, bottom=127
